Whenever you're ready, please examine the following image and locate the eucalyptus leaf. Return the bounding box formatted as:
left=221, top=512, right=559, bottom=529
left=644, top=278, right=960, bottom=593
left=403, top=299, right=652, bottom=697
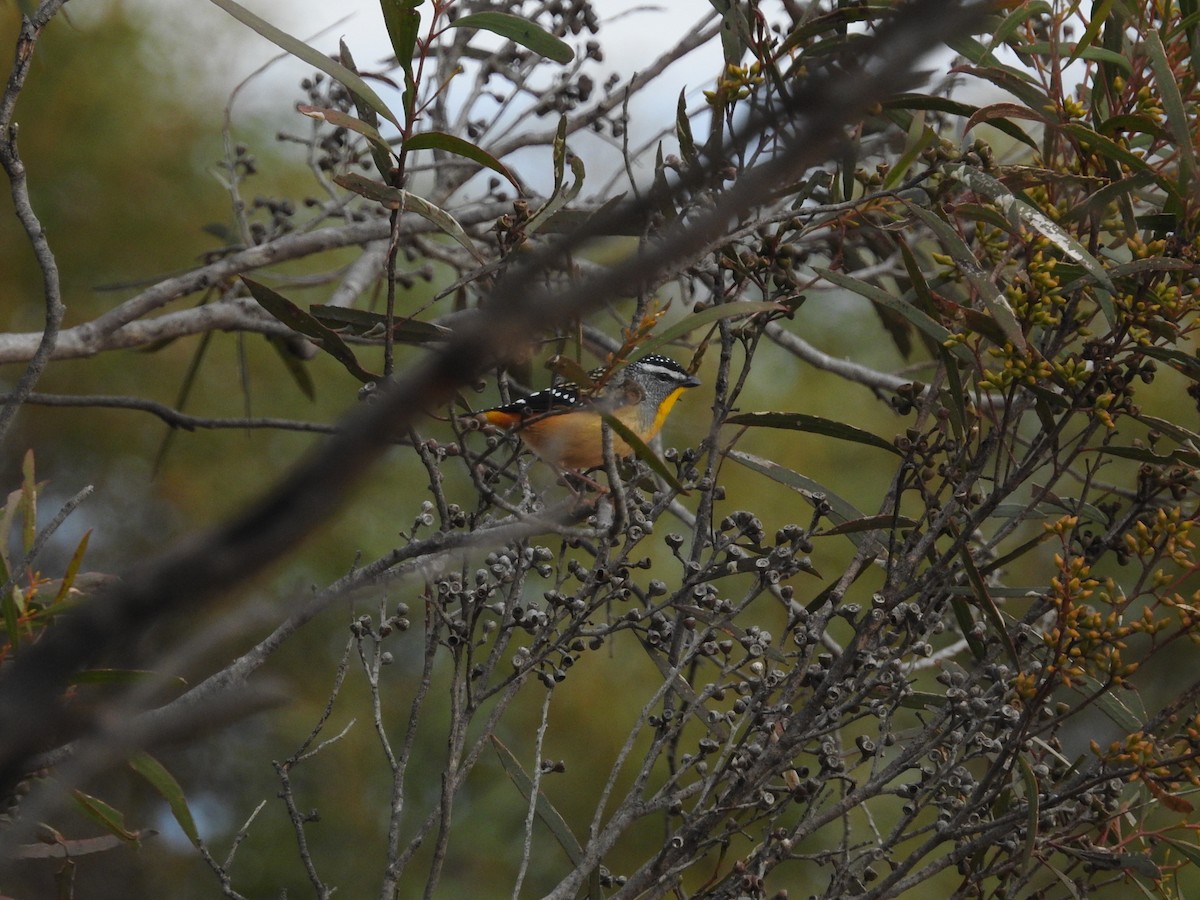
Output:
left=448, top=12, right=574, bottom=64
left=206, top=0, right=400, bottom=127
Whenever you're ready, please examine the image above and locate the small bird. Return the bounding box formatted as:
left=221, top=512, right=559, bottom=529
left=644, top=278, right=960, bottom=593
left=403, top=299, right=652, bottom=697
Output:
left=476, top=354, right=701, bottom=470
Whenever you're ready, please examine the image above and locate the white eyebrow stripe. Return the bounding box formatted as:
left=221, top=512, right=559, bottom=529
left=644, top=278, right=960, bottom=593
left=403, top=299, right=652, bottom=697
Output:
left=637, top=362, right=685, bottom=379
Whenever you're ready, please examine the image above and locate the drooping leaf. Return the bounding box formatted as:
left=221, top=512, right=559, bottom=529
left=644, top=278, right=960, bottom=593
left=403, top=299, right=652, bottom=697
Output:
left=600, top=414, right=687, bottom=493
left=1069, top=0, right=1116, bottom=66
left=1130, top=413, right=1200, bottom=447
left=1143, top=29, right=1196, bottom=193
left=1, top=584, right=20, bottom=649
left=884, top=109, right=937, bottom=189
left=129, top=753, right=201, bottom=847
left=1062, top=123, right=1182, bottom=201
left=950, top=63, right=1049, bottom=113
left=708, top=0, right=750, bottom=64
left=52, top=529, right=92, bottom=606
left=903, top=201, right=1027, bottom=352
left=448, top=12, right=574, bottom=64
left=526, top=118, right=585, bottom=236
left=1080, top=674, right=1144, bottom=733
left=205, top=0, right=400, bottom=128
left=724, top=412, right=901, bottom=456
left=266, top=334, right=317, bottom=401
left=20, top=449, right=36, bottom=554
left=813, top=267, right=972, bottom=363
left=985, top=1, right=1054, bottom=50
left=780, top=3, right=897, bottom=55
left=631, top=302, right=784, bottom=361
left=338, top=40, right=394, bottom=179
left=69, top=669, right=181, bottom=686
left=882, top=94, right=1038, bottom=150
left=1016, top=757, right=1040, bottom=870
left=490, top=736, right=584, bottom=864
left=401, top=130, right=519, bottom=190
left=333, top=173, right=485, bottom=262
left=955, top=532, right=1019, bottom=665
left=676, top=88, right=699, bottom=167
left=1017, top=40, right=1132, bottom=74
left=309, top=305, right=451, bottom=343
left=72, top=790, right=139, bottom=843
left=1090, top=444, right=1200, bottom=466
left=297, top=105, right=394, bottom=159
left=1140, top=345, right=1200, bottom=381
left=946, top=164, right=1116, bottom=327
left=816, top=514, right=917, bottom=537
left=727, top=450, right=887, bottom=556
left=243, top=278, right=379, bottom=383
left=380, top=0, right=423, bottom=77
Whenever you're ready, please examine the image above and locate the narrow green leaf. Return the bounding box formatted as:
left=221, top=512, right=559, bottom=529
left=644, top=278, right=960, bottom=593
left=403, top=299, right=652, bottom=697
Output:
left=52, top=529, right=92, bottom=606
left=1062, top=123, right=1182, bottom=201
left=526, top=118, right=585, bottom=236
left=600, top=414, right=687, bottom=494
left=956, top=535, right=1019, bottom=666
left=130, top=752, right=201, bottom=847
left=903, top=200, right=1027, bottom=352
left=380, top=0, right=423, bottom=78
left=2, top=586, right=20, bottom=649
left=1161, top=836, right=1200, bottom=870
left=884, top=109, right=937, bottom=189
left=676, top=89, right=699, bottom=166
left=709, top=0, right=750, bottom=64
left=309, top=306, right=450, bottom=343
left=962, top=101, right=1048, bottom=145
left=816, top=514, right=917, bottom=537
left=652, top=142, right=677, bottom=222
left=333, top=173, right=485, bottom=262
left=1057, top=172, right=1154, bottom=225
left=1143, top=29, right=1196, bottom=192
left=727, top=450, right=890, bottom=558
left=724, top=412, right=900, bottom=456
left=448, top=12, right=574, bottom=64
left=0, top=487, right=19, bottom=576
left=1140, top=345, right=1200, bottom=381
left=813, top=267, right=972, bottom=363
left=243, top=278, right=379, bottom=383
left=1080, top=674, right=1145, bottom=733
left=297, top=105, right=394, bottom=159
left=986, top=1, right=1053, bottom=50
left=1016, top=757, right=1040, bottom=872
left=1069, top=0, right=1117, bottom=65
left=338, top=40, right=393, bottom=179
left=1130, top=413, right=1200, bottom=447
left=69, top=669, right=183, bottom=686
left=1090, top=444, right=1200, bottom=466
left=631, top=302, right=783, bottom=361
left=402, top=130, right=518, bottom=190
left=946, top=164, right=1117, bottom=308
left=948, top=594, right=987, bottom=660
left=490, top=736, right=584, bottom=864
left=205, top=0, right=400, bottom=128
left=20, top=449, right=36, bottom=554
left=266, top=335, right=317, bottom=401
left=72, top=790, right=139, bottom=843
left=1019, top=40, right=1132, bottom=74
left=952, top=63, right=1050, bottom=113
left=882, top=94, right=1038, bottom=150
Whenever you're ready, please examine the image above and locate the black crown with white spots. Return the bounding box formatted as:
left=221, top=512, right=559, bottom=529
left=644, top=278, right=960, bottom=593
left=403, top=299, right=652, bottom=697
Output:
left=491, top=354, right=697, bottom=417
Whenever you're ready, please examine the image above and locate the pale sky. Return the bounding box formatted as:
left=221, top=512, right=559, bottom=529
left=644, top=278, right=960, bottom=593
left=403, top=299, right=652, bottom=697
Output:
left=162, top=0, right=726, bottom=192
